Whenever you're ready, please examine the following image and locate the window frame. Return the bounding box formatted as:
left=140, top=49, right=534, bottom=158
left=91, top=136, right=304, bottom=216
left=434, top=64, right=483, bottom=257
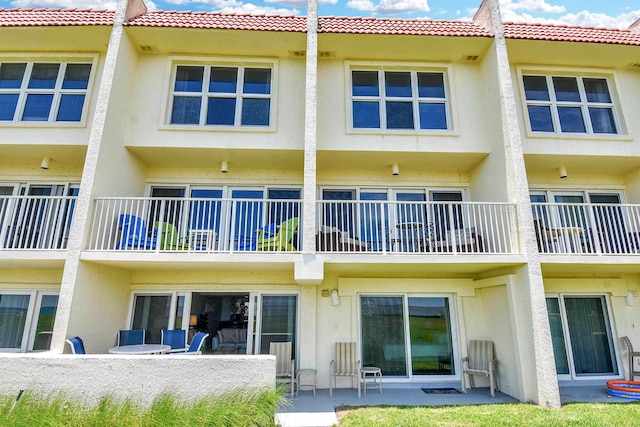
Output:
left=517, top=67, right=625, bottom=138
left=0, top=289, right=59, bottom=353
left=358, top=292, right=461, bottom=381
left=0, top=55, right=97, bottom=127
left=346, top=62, right=454, bottom=134
left=164, top=58, right=278, bottom=131
left=545, top=292, right=621, bottom=381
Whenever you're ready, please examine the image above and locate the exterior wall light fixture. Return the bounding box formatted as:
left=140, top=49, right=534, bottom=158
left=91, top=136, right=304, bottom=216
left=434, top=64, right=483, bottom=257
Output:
left=221, top=160, right=229, bottom=173
left=392, top=163, right=400, bottom=176
left=559, top=166, right=567, bottom=179
left=330, top=289, right=340, bottom=306
left=626, top=291, right=636, bottom=306
left=41, top=157, right=50, bottom=170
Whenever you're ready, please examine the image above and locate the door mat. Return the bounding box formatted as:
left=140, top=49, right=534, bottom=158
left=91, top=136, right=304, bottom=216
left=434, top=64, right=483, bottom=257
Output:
left=421, top=388, right=461, bottom=394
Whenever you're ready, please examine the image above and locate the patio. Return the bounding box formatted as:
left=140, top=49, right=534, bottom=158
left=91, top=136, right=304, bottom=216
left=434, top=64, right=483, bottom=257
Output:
left=275, top=383, right=632, bottom=427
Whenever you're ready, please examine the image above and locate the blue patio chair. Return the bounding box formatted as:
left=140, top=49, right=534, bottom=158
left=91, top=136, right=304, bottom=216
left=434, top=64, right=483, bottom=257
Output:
left=66, top=336, right=86, bottom=354
left=118, top=329, right=145, bottom=346
left=183, top=332, right=209, bottom=355
left=115, top=214, right=157, bottom=250
left=161, top=329, right=188, bottom=353
left=235, top=223, right=278, bottom=251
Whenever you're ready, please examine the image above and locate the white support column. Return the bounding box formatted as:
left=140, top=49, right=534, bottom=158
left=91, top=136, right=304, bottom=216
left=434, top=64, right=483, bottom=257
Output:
left=51, top=0, right=140, bottom=353
left=295, top=0, right=324, bottom=285
left=298, top=285, right=317, bottom=370
left=478, top=0, right=561, bottom=408
left=302, top=0, right=318, bottom=256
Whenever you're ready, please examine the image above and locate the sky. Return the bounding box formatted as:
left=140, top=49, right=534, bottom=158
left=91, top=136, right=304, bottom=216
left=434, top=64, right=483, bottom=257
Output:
left=3, top=0, right=640, bottom=29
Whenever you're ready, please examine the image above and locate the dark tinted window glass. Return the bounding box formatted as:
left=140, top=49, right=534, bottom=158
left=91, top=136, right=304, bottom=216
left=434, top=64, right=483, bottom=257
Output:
left=352, top=71, right=379, bottom=97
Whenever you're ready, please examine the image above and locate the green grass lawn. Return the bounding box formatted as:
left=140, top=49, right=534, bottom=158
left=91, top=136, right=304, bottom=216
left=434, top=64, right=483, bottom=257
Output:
left=3, top=390, right=640, bottom=427
left=0, top=388, right=285, bottom=427
left=337, top=403, right=640, bottom=427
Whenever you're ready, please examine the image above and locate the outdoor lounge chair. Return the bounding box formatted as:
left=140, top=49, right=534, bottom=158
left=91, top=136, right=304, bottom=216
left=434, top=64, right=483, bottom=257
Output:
left=185, top=332, right=209, bottom=355
left=621, top=336, right=640, bottom=381
left=155, top=222, right=189, bottom=250
left=256, top=217, right=299, bottom=252
left=329, top=342, right=361, bottom=397
left=161, top=329, right=188, bottom=353
left=270, top=341, right=295, bottom=397
left=115, top=214, right=157, bottom=250
left=316, top=226, right=369, bottom=252
left=462, top=340, right=498, bottom=397
left=117, top=329, right=145, bottom=346
left=66, top=337, right=86, bottom=354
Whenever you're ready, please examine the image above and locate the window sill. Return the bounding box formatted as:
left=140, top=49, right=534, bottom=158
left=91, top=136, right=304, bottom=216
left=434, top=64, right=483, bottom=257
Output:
left=524, top=131, right=633, bottom=142
left=0, top=121, right=87, bottom=129
left=346, top=128, right=459, bottom=137
left=158, top=124, right=277, bottom=133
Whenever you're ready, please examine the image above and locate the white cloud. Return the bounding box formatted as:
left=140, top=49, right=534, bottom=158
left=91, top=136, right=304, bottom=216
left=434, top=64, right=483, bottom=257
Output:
left=500, top=7, right=640, bottom=29
left=10, top=0, right=118, bottom=9
left=163, top=0, right=191, bottom=6
left=347, top=0, right=428, bottom=16
left=347, top=0, right=374, bottom=12
left=264, top=0, right=303, bottom=7
left=190, top=0, right=298, bottom=14
left=499, top=0, right=564, bottom=14
left=264, top=0, right=336, bottom=8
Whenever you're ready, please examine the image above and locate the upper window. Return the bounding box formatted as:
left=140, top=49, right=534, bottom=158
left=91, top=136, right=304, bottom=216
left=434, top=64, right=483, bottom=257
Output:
left=351, top=70, right=449, bottom=131
left=169, top=65, right=272, bottom=127
left=0, top=62, right=92, bottom=123
left=522, top=74, right=619, bottom=135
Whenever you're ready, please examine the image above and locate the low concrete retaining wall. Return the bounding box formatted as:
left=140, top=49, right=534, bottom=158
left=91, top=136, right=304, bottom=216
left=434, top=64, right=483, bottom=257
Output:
left=0, top=353, right=276, bottom=406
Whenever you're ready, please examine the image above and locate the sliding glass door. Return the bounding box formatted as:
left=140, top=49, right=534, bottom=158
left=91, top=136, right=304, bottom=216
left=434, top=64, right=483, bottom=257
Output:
left=546, top=295, right=618, bottom=379
left=254, top=294, right=297, bottom=355
left=0, top=291, right=59, bottom=352
left=360, top=294, right=457, bottom=379
left=0, top=293, right=32, bottom=351
left=130, top=292, right=188, bottom=345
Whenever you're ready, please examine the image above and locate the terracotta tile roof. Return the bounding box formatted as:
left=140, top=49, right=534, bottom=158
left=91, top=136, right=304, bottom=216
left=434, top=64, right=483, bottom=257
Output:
left=0, top=8, right=114, bottom=26
left=504, top=22, right=640, bottom=46
left=318, top=16, right=492, bottom=37
left=127, top=12, right=491, bottom=37
left=126, top=11, right=307, bottom=32
left=3, top=9, right=639, bottom=47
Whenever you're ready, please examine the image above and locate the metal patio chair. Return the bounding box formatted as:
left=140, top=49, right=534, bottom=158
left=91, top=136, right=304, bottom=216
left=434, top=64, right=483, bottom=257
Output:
left=622, top=336, right=640, bottom=381
left=462, top=340, right=498, bottom=397
left=161, top=329, right=188, bottom=353
left=329, top=342, right=361, bottom=397
left=66, top=336, right=86, bottom=354
left=270, top=341, right=295, bottom=396
left=117, top=329, right=145, bottom=346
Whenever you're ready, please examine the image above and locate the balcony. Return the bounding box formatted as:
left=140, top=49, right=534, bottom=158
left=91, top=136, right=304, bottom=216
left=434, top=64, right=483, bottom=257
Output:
left=88, top=198, right=517, bottom=256
left=316, top=200, right=517, bottom=255
left=532, top=203, right=640, bottom=255
left=0, top=196, right=77, bottom=250
left=88, top=197, right=302, bottom=253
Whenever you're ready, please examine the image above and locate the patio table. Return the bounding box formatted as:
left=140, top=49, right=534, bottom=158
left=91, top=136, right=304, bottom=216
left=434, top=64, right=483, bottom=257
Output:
left=108, top=344, right=171, bottom=355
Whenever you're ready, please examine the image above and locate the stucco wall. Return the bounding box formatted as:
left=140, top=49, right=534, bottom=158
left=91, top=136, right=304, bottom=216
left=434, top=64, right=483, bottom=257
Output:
left=65, top=262, right=134, bottom=354
left=0, top=354, right=275, bottom=406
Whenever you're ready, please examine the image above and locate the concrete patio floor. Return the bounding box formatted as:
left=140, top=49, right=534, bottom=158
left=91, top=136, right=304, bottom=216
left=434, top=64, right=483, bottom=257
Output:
left=275, top=383, right=634, bottom=427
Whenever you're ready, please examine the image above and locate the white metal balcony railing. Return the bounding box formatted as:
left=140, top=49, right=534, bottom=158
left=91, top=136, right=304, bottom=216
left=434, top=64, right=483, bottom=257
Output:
left=532, top=203, right=640, bottom=255
left=89, top=197, right=303, bottom=253
left=0, top=196, right=77, bottom=250
left=316, top=200, right=517, bottom=254
left=89, top=198, right=515, bottom=255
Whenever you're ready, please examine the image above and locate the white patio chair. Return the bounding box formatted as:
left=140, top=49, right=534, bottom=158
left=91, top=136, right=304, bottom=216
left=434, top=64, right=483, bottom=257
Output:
left=270, top=341, right=295, bottom=397
left=462, top=340, right=498, bottom=397
left=329, top=342, right=361, bottom=397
